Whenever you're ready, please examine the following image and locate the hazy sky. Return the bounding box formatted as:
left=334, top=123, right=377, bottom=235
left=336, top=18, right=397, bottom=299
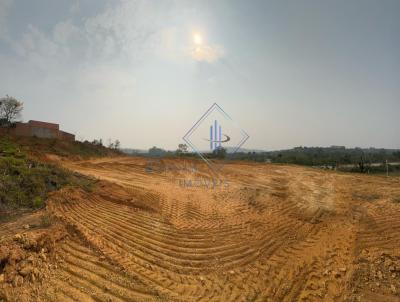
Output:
left=0, top=0, right=399, bottom=150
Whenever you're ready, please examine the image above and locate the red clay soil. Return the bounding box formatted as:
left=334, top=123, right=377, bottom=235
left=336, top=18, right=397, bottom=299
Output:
left=1, top=157, right=400, bottom=301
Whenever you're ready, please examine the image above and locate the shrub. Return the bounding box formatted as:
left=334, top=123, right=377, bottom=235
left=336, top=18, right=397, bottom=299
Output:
left=33, top=196, right=43, bottom=208
left=0, top=138, right=97, bottom=209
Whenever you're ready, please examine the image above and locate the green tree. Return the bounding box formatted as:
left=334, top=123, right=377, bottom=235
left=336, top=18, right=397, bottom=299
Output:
left=176, top=143, right=188, bottom=155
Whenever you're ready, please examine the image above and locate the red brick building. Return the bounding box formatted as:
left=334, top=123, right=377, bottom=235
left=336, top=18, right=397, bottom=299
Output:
left=0, top=120, right=75, bottom=141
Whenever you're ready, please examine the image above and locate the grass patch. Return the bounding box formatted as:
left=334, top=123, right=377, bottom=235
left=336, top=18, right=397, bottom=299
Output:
left=0, top=138, right=96, bottom=209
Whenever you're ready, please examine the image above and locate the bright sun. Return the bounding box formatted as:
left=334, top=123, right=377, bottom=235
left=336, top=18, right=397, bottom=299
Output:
left=193, top=33, right=203, bottom=45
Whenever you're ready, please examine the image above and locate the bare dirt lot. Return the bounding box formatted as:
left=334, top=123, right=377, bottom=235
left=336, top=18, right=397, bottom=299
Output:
left=1, top=157, right=400, bottom=302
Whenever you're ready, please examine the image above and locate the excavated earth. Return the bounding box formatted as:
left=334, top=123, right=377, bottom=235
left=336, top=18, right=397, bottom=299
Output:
left=1, top=156, right=400, bottom=302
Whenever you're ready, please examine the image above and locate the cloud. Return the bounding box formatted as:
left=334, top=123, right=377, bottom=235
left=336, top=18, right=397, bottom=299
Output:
left=0, top=0, right=226, bottom=145
left=82, top=1, right=165, bottom=62
left=0, top=0, right=13, bottom=40
left=69, top=0, right=80, bottom=14
left=8, top=1, right=171, bottom=67
left=53, top=20, right=81, bottom=44
left=189, top=44, right=224, bottom=63
left=13, top=25, right=60, bottom=63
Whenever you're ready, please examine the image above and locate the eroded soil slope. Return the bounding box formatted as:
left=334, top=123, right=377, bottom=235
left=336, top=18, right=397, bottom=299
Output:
left=1, top=157, right=400, bottom=302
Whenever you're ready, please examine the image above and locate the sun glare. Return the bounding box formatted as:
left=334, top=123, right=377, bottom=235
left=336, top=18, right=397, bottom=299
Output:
left=193, top=33, right=203, bottom=45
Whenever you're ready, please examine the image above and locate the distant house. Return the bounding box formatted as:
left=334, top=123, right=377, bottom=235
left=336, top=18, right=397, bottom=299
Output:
left=0, top=120, right=75, bottom=141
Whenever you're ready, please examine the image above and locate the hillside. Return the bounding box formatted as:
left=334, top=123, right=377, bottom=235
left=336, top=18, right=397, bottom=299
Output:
left=7, top=135, right=122, bottom=160
left=0, top=135, right=122, bottom=214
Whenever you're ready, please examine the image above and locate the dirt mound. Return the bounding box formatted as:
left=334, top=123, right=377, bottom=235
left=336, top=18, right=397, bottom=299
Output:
left=0, top=223, right=68, bottom=301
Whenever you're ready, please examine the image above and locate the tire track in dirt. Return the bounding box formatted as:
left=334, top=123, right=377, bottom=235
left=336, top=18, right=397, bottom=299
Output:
left=32, top=157, right=400, bottom=301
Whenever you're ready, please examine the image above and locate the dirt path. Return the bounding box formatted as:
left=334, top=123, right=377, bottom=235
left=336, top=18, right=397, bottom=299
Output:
left=2, top=157, right=400, bottom=301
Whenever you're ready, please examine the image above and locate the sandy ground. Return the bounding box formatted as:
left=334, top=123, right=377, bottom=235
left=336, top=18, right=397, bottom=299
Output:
left=1, top=156, right=400, bottom=302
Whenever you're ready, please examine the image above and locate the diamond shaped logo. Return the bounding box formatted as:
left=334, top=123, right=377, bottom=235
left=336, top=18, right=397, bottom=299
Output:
left=183, top=103, right=249, bottom=174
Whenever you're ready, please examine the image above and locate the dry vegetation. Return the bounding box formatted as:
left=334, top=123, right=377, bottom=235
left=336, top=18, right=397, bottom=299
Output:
left=1, top=156, right=400, bottom=301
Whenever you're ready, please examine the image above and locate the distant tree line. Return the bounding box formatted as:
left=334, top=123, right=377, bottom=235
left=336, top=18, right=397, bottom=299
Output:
left=123, top=145, right=400, bottom=174
left=229, top=146, right=400, bottom=174
left=145, top=145, right=228, bottom=159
